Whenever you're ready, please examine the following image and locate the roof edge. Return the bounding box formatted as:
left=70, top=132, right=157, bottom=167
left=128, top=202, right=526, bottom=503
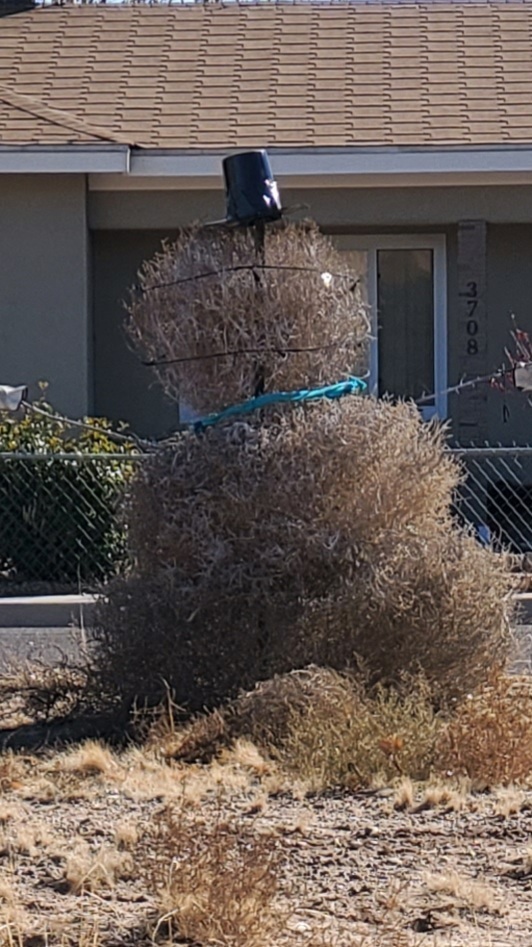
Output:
left=127, top=146, right=532, bottom=181
left=85, top=145, right=532, bottom=188
left=0, top=144, right=130, bottom=173
left=4, top=143, right=532, bottom=180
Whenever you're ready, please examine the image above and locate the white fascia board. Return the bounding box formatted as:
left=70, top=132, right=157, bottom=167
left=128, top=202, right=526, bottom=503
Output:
left=0, top=145, right=130, bottom=173
left=87, top=145, right=532, bottom=190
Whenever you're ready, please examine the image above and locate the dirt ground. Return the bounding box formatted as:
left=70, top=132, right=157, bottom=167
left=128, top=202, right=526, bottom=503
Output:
left=2, top=746, right=532, bottom=947
left=0, top=625, right=531, bottom=946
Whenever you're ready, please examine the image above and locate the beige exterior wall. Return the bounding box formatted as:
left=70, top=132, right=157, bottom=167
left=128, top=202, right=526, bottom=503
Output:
left=92, top=231, right=179, bottom=437
left=0, top=174, right=90, bottom=417
left=484, top=225, right=532, bottom=446
left=88, top=183, right=532, bottom=231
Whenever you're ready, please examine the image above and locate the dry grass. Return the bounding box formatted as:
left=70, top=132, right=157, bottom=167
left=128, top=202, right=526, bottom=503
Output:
left=151, top=664, right=532, bottom=796
left=437, top=670, right=532, bottom=786
left=493, top=786, right=525, bottom=817
left=0, top=714, right=528, bottom=946
left=418, top=783, right=468, bottom=812
left=0, top=755, right=25, bottom=793
left=54, top=741, right=119, bottom=778
left=394, top=778, right=416, bottom=811
left=126, top=222, right=368, bottom=413
left=269, top=672, right=442, bottom=791
left=426, top=871, right=503, bottom=915
left=65, top=843, right=134, bottom=894
left=0, top=912, right=105, bottom=947
left=0, top=660, right=88, bottom=727
left=155, top=667, right=441, bottom=791
left=150, top=665, right=532, bottom=794
left=137, top=804, right=288, bottom=947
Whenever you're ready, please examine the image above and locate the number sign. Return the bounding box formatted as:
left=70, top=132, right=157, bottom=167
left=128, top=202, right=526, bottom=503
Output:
left=456, top=220, right=488, bottom=443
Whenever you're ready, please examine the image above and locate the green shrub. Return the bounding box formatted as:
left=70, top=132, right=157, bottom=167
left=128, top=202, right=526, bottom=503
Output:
left=0, top=394, right=136, bottom=585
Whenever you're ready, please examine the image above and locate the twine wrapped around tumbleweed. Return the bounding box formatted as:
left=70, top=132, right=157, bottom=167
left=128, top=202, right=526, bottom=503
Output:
left=126, top=222, right=368, bottom=414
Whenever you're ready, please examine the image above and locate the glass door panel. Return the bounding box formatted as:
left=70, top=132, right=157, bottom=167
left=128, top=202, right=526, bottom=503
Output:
left=377, top=248, right=434, bottom=405
left=337, top=235, right=446, bottom=419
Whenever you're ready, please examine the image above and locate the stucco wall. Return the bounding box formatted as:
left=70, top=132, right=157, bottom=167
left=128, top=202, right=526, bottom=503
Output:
left=0, top=174, right=89, bottom=416
left=484, top=224, right=532, bottom=446
left=88, top=183, right=532, bottom=231
left=92, top=230, right=179, bottom=437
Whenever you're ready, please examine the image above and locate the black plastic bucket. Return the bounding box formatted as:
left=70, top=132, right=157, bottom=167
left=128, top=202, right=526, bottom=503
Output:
left=223, top=150, right=282, bottom=225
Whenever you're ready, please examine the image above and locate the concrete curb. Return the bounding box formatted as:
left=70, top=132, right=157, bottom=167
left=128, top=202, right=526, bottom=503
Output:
left=0, top=595, right=98, bottom=628
left=0, top=591, right=531, bottom=630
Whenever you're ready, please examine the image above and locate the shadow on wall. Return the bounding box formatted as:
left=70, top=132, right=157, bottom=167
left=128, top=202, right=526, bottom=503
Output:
left=92, top=231, right=180, bottom=439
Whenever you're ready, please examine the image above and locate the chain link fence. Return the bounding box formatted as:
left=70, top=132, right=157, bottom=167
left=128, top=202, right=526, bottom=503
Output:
left=2, top=446, right=532, bottom=593
left=450, top=447, right=532, bottom=554
left=0, top=453, right=143, bottom=590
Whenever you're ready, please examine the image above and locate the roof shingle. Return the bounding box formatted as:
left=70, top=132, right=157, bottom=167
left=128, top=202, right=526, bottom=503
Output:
left=2, top=2, right=532, bottom=149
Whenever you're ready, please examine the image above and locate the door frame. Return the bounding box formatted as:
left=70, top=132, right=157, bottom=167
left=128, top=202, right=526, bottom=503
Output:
left=335, top=234, right=448, bottom=420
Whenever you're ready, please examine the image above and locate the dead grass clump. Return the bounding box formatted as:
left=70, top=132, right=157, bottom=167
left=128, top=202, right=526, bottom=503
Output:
left=221, top=666, right=353, bottom=754
left=163, top=666, right=442, bottom=790
left=426, top=871, right=502, bottom=915
left=269, top=672, right=441, bottom=790
left=114, top=821, right=139, bottom=849
left=393, top=778, right=416, bottom=811
left=65, top=843, right=133, bottom=894
left=437, top=671, right=532, bottom=787
left=136, top=805, right=288, bottom=947
left=127, top=222, right=368, bottom=413
left=493, top=786, right=525, bottom=817
left=158, top=666, right=372, bottom=765
left=92, top=396, right=512, bottom=713
left=54, top=741, right=119, bottom=778
left=418, top=783, right=467, bottom=812
left=0, top=754, right=26, bottom=793
left=152, top=706, right=229, bottom=764
left=218, top=739, right=273, bottom=778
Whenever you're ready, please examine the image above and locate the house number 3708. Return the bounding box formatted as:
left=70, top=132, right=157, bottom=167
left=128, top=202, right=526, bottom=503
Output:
left=461, top=281, right=479, bottom=355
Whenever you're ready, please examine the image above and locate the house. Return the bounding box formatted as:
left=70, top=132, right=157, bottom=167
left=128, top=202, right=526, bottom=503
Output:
left=2, top=0, right=532, bottom=446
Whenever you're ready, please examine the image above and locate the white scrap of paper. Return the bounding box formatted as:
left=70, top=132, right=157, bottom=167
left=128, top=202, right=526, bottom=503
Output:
left=0, top=385, right=28, bottom=411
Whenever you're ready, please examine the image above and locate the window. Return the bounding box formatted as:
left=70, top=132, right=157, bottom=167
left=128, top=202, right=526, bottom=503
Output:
left=335, top=235, right=447, bottom=420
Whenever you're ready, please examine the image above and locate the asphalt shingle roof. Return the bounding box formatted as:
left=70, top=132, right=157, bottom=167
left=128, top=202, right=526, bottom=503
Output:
left=1, top=2, right=532, bottom=149
left=0, top=83, right=132, bottom=144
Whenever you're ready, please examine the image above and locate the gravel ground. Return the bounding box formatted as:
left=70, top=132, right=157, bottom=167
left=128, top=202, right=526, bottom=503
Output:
left=4, top=755, right=532, bottom=947
left=0, top=625, right=532, bottom=945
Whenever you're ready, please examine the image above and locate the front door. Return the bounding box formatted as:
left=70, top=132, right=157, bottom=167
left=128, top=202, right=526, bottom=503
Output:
left=336, top=235, right=447, bottom=420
